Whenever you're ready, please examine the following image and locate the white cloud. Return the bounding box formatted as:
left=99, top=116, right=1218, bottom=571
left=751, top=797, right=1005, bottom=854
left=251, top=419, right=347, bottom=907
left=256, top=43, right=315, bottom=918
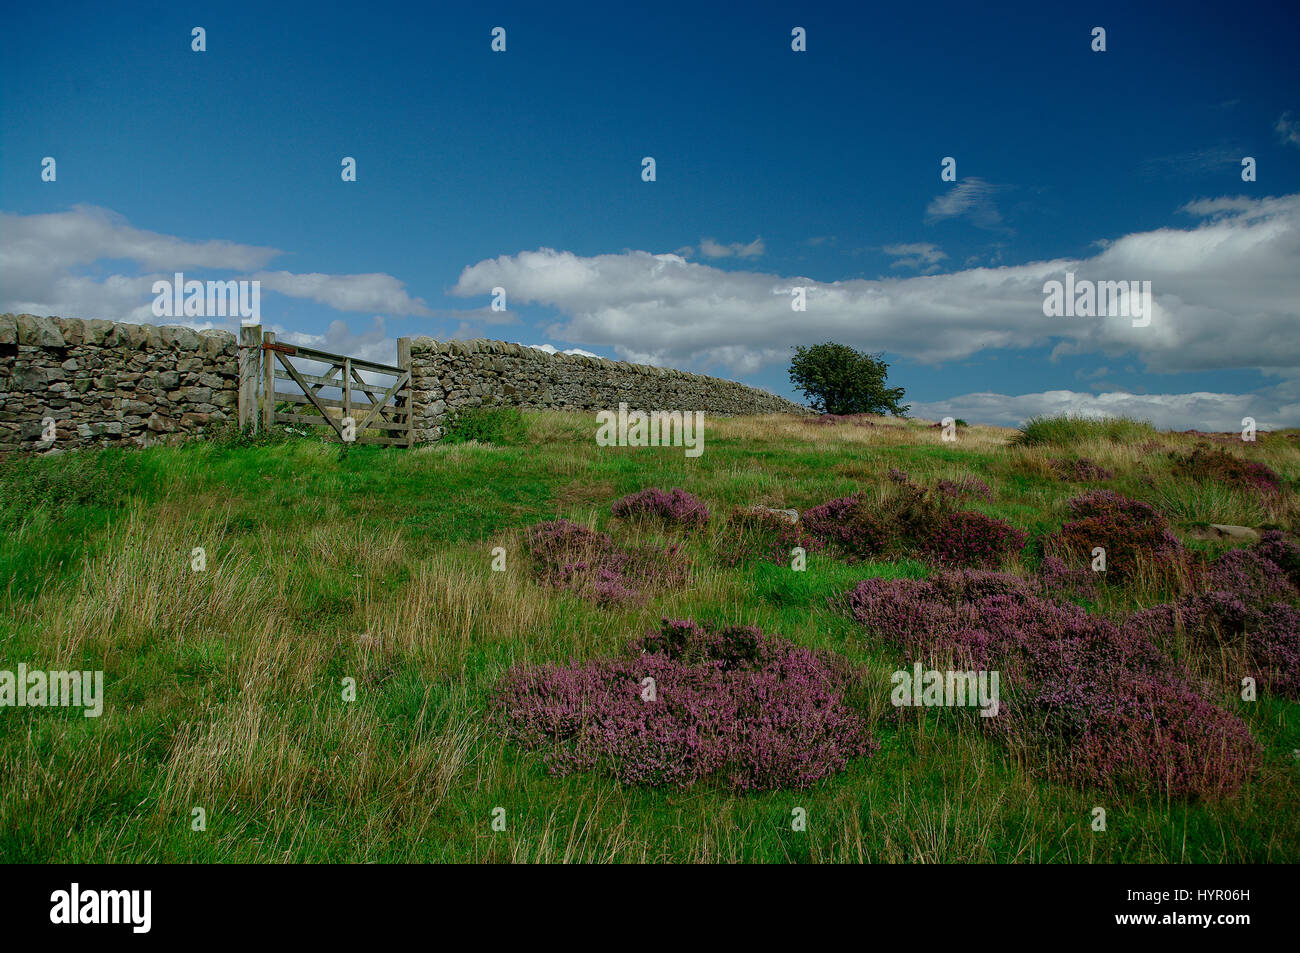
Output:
left=909, top=387, right=1297, bottom=432
left=0, top=206, right=430, bottom=325
left=882, top=242, right=947, bottom=272
left=0, top=204, right=279, bottom=274
left=449, top=193, right=1300, bottom=378
left=252, top=271, right=432, bottom=316
left=698, top=236, right=765, bottom=258
left=1276, top=112, right=1300, bottom=148
left=0, top=205, right=280, bottom=325
left=1179, top=196, right=1271, bottom=218
left=925, top=178, right=1004, bottom=229
left=279, top=316, right=398, bottom=369
left=521, top=342, right=601, bottom=358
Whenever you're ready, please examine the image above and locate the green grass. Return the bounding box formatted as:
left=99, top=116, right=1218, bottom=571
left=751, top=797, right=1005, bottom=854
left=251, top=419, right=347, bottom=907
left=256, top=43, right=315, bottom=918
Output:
left=1014, top=413, right=1157, bottom=447
left=440, top=405, right=529, bottom=446
left=1, top=410, right=1297, bottom=863
left=1144, top=479, right=1269, bottom=527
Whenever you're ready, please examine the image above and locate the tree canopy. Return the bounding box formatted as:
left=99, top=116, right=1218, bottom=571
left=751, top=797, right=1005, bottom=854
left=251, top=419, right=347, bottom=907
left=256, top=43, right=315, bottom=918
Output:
left=788, top=342, right=909, bottom=416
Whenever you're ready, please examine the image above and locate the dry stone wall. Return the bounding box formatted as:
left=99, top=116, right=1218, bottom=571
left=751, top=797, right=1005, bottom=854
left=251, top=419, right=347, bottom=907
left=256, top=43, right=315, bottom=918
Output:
left=0, top=313, right=238, bottom=453
left=407, top=337, right=808, bottom=441
left=0, top=315, right=807, bottom=454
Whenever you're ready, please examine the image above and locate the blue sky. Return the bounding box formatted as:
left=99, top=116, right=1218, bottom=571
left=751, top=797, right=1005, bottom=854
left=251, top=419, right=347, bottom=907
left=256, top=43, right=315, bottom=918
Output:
left=2, top=0, right=1299, bottom=428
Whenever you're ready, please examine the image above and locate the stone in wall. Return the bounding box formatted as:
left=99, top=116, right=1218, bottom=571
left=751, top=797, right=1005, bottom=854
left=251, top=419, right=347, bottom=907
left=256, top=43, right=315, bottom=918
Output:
left=0, top=314, right=239, bottom=454
left=406, top=337, right=809, bottom=442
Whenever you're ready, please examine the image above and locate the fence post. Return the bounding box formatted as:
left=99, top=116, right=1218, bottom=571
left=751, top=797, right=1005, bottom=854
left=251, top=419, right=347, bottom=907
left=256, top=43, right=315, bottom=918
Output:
left=397, top=337, right=412, bottom=448
left=342, top=357, right=352, bottom=432
left=238, top=324, right=261, bottom=432
left=262, top=331, right=276, bottom=431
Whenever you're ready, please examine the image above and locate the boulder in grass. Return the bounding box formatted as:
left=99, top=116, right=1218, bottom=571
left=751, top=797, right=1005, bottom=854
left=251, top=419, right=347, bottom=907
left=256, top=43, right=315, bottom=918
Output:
left=739, top=505, right=799, bottom=524
left=1210, top=524, right=1262, bottom=542
left=1188, top=524, right=1261, bottom=543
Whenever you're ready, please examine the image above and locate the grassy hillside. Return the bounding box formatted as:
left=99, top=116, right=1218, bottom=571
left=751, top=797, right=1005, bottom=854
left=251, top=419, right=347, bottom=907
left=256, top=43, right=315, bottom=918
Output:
left=1, top=412, right=1298, bottom=863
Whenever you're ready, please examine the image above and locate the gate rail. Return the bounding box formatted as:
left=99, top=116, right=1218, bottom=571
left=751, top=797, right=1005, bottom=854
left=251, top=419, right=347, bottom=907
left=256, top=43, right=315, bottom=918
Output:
left=238, top=327, right=413, bottom=447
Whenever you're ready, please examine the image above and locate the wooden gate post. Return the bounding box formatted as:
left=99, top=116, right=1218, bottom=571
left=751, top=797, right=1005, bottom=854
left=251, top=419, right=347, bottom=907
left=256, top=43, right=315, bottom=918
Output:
left=342, top=357, right=352, bottom=428
left=397, top=337, right=413, bottom=447
left=238, top=324, right=261, bottom=432
left=262, top=331, right=276, bottom=431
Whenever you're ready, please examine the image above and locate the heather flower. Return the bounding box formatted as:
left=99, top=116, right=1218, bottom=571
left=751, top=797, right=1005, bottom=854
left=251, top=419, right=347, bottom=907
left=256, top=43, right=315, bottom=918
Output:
left=802, top=494, right=892, bottom=562
left=1205, top=548, right=1298, bottom=609
left=845, top=572, right=1258, bottom=797
left=919, top=510, right=1027, bottom=569
left=523, top=518, right=687, bottom=605
left=1049, top=457, right=1114, bottom=482
left=802, top=471, right=956, bottom=565
left=1067, top=489, right=1170, bottom=525
left=928, top=567, right=1036, bottom=602
left=1039, top=554, right=1098, bottom=601
left=1132, top=596, right=1300, bottom=701
left=935, top=475, right=993, bottom=502
left=611, top=487, right=710, bottom=530
left=1257, top=530, right=1300, bottom=589
left=801, top=475, right=1014, bottom=569
left=1249, top=604, right=1300, bottom=698
left=1170, top=445, right=1282, bottom=493
left=496, top=619, right=878, bottom=791
left=524, top=519, right=622, bottom=574
left=986, top=669, right=1257, bottom=800
left=1128, top=546, right=1300, bottom=700
left=1047, top=490, right=1182, bottom=583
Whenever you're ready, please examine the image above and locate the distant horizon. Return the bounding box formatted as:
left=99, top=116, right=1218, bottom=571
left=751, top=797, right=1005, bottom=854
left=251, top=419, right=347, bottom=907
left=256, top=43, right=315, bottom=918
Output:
left=3, top=0, right=1298, bottom=429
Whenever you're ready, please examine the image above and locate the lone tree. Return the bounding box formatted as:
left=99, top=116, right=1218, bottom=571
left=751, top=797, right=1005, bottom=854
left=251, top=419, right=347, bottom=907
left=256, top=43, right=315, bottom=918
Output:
left=788, top=342, right=909, bottom=416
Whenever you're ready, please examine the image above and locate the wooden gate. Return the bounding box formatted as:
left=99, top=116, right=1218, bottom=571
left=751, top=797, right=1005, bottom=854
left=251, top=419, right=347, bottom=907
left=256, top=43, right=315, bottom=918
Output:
left=259, top=332, right=413, bottom=447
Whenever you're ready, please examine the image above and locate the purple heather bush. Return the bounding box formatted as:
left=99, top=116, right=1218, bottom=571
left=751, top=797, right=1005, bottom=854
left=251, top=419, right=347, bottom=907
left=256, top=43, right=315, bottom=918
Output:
left=919, top=510, right=1027, bottom=569
left=1170, top=445, right=1282, bottom=494
left=611, top=487, right=710, bottom=530
left=802, top=476, right=1015, bottom=569
left=804, top=473, right=930, bottom=555
left=1049, top=457, right=1114, bottom=482
left=935, top=475, right=994, bottom=502
left=1244, top=604, right=1300, bottom=699
left=1048, top=490, right=1183, bottom=583
left=801, top=494, right=893, bottom=562
left=1127, top=597, right=1300, bottom=701
left=496, top=619, right=878, bottom=791
left=1125, top=543, right=1300, bottom=700
left=1205, top=548, right=1298, bottom=608
left=845, top=571, right=1257, bottom=798
left=523, top=518, right=687, bottom=606
left=1257, top=530, right=1300, bottom=590
left=986, top=669, right=1257, bottom=799
left=1039, top=554, right=1099, bottom=601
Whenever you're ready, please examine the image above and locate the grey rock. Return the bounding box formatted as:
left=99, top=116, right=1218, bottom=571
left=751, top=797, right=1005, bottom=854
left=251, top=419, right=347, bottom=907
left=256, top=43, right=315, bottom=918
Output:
left=15, top=314, right=64, bottom=348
